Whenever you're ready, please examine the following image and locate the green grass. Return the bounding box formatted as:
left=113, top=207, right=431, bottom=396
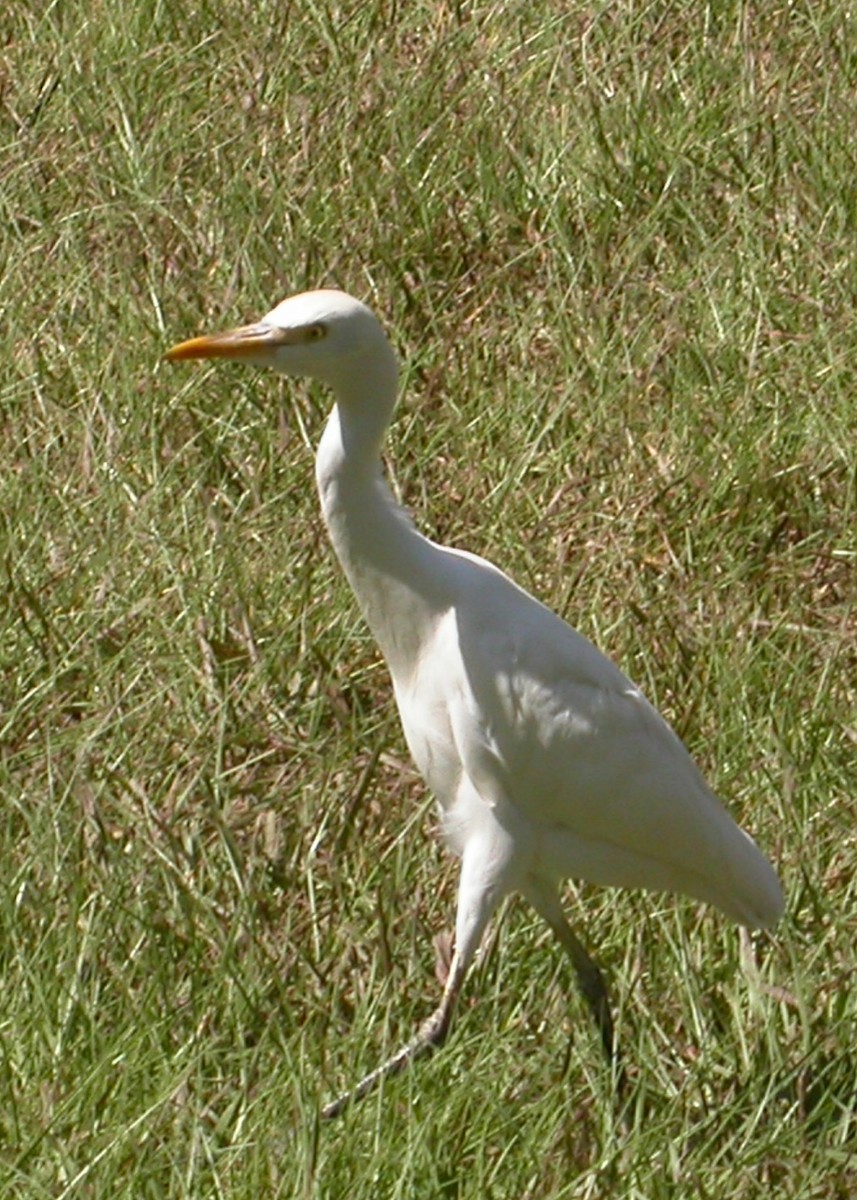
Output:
left=2, top=0, right=855, bottom=1194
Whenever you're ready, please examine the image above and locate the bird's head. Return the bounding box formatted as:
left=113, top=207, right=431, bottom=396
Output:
left=165, top=289, right=396, bottom=393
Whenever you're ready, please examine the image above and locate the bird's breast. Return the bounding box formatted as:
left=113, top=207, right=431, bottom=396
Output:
left=390, top=616, right=468, bottom=811
left=394, top=684, right=463, bottom=810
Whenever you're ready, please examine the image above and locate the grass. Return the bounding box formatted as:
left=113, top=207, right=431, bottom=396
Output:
left=1, top=0, right=855, bottom=1194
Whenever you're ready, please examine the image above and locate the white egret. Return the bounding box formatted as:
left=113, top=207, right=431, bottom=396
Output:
left=166, top=289, right=784, bottom=1119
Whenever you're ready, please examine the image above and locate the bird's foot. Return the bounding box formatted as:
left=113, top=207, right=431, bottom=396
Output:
left=321, top=1000, right=452, bottom=1120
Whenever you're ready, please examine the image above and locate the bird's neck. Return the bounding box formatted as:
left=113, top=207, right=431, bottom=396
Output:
left=315, top=361, right=448, bottom=680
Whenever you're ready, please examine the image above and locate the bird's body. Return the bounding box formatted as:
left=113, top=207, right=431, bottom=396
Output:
left=166, top=288, right=783, bottom=1118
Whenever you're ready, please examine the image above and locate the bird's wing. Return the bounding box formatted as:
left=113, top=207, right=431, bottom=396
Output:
left=444, top=550, right=782, bottom=927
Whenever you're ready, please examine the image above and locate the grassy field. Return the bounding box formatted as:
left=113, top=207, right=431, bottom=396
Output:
left=2, top=0, right=855, bottom=1195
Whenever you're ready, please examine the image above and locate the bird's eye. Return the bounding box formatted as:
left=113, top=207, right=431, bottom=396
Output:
left=306, top=323, right=327, bottom=342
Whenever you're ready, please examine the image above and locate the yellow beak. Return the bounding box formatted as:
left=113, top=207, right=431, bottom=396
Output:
left=165, top=322, right=293, bottom=362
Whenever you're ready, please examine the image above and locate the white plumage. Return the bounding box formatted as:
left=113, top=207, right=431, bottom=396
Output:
left=167, top=288, right=783, bottom=1117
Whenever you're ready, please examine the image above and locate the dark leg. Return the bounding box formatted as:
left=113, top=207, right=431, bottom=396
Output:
left=526, top=884, right=627, bottom=1098
left=548, top=916, right=621, bottom=1072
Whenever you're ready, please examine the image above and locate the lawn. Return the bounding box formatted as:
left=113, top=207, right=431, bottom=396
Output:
left=1, top=1, right=855, bottom=1196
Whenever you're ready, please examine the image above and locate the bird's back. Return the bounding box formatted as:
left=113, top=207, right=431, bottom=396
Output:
left=415, top=546, right=783, bottom=929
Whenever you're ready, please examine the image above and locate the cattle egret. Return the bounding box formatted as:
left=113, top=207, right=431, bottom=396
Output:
left=166, top=289, right=784, bottom=1119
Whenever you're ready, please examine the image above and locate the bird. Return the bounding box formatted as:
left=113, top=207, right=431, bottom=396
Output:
left=165, top=288, right=784, bottom=1119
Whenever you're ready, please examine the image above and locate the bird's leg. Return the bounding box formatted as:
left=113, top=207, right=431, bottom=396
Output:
left=322, top=833, right=506, bottom=1120
left=321, top=948, right=468, bottom=1120
left=526, top=887, right=626, bottom=1094
left=549, top=916, right=620, bottom=1072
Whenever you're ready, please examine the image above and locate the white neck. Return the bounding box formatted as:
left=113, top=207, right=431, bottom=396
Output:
left=314, top=352, right=450, bottom=680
